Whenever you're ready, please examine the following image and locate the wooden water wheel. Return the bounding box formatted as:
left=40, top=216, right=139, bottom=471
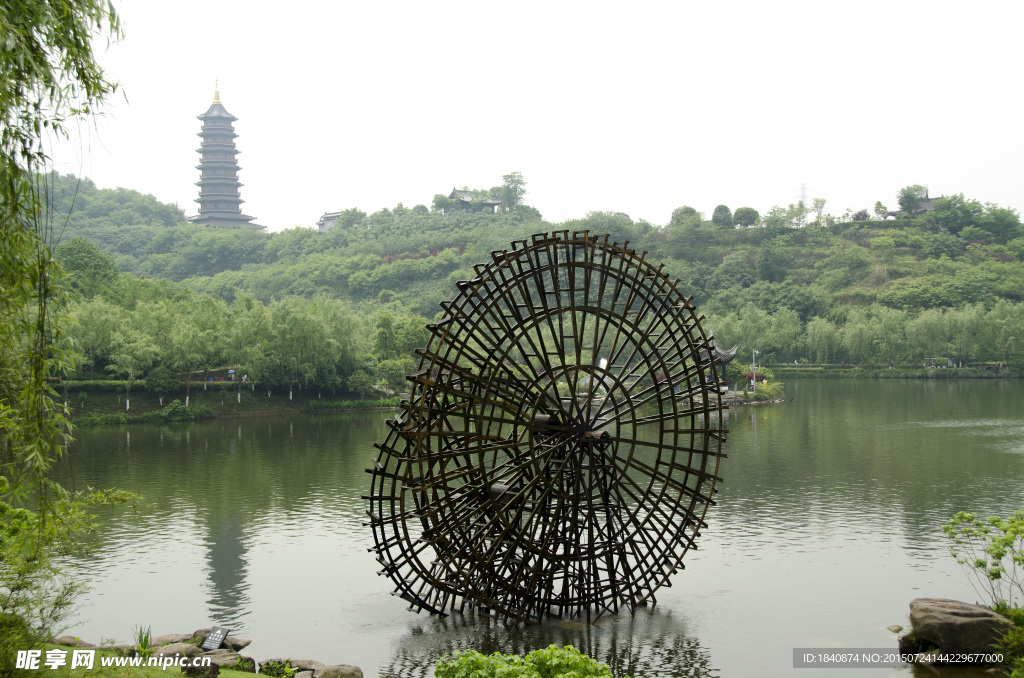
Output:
left=366, top=231, right=726, bottom=624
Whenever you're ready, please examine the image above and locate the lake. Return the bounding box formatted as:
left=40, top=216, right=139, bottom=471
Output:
left=56, top=379, right=1024, bottom=677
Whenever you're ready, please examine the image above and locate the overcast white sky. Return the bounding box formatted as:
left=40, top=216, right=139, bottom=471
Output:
left=52, top=0, right=1023, bottom=232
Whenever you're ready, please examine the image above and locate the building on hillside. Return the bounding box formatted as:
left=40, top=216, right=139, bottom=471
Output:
left=449, top=188, right=503, bottom=213
left=317, top=211, right=342, bottom=233
left=188, top=84, right=261, bottom=229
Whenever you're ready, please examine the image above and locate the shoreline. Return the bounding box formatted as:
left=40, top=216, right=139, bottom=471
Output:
left=62, top=367, right=1020, bottom=425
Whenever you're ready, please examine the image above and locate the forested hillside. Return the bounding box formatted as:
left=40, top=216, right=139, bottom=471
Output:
left=47, top=172, right=1024, bottom=398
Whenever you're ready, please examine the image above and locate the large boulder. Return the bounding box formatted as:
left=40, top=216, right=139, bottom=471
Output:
left=153, top=633, right=195, bottom=646
left=314, top=665, right=363, bottom=678
left=909, top=598, right=1014, bottom=655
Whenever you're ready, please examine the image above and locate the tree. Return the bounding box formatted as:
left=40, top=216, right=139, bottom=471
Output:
left=978, top=204, right=1022, bottom=243
left=373, top=312, right=400, bottom=361
left=498, top=171, right=527, bottom=211
left=711, top=204, right=733, bottom=228
left=897, top=184, right=928, bottom=215
left=926, top=193, right=982, bottom=235
left=431, top=194, right=457, bottom=214
left=346, top=369, right=375, bottom=398
left=851, top=209, right=870, bottom=221
left=804, top=317, right=839, bottom=363
left=69, top=297, right=121, bottom=379
left=733, top=207, right=759, bottom=228
left=105, top=329, right=158, bottom=410
left=1, top=0, right=130, bottom=661
left=873, top=201, right=888, bottom=220
left=812, top=198, right=828, bottom=225
left=144, top=365, right=180, bottom=407
left=669, top=206, right=700, bottom=228
left=54, top=237, right=119, bottom=297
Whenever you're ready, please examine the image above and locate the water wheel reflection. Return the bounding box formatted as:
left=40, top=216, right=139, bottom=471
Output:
left=366, top=231, right=727, bottom=624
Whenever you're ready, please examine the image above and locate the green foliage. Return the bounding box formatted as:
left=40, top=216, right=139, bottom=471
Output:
left=748, top=380, right=785, bottom=401
left=258, top=659, right=298, bottom=677
left=435, top=645, right=624, bottom=678
left=31, top=168, right=1024, bottom=384
left=143, top=365, right=180, bottom=399
left=346, top=370, right=376, bottom=398
left=669, top=205, right=700, bottom=228
left=0, top=612, right=30, bottom=677
left=0, top=5, right=154, bottom=672
left=992, top=601, right=1024, bottom=676
left=0, top=478, right=137, bottom=673
left=711, top=204, right=733, bottom=228
left=498, top=171, right=527, bottom=211
left=230, top=655, right=258, bottom=672
left=132, top=625, right=153, bottom=658
left=133, top=400, right=196, bottom=424
left=897, top=184, right=929, bottom=215
left=1, top=1, right=131, bottom=673
left=733, top=206, right=759, bottom=228
left=943, top=511, right=1024, bottom=608
left=54, top=237, right=119, bottom=298
left=755, top=239, right=791, bottom=282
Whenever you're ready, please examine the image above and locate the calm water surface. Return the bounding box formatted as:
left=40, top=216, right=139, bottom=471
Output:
left=56, top=380, right=1024, bottom=677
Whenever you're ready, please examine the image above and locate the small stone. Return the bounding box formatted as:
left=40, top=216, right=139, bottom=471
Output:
left=52, top=636, right=95, bottom=648
left=886, top=625, right=903, bottom=634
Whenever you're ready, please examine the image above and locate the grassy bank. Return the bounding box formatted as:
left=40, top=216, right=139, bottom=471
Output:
left=61, top=380, right=400, bottom=425
left=771, top=363, right=1021, bottom=379
left=62, top=364, right=1020, bottom=426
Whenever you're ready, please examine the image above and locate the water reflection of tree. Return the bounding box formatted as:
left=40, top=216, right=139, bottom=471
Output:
left=378, top=608, right=715, bottom=678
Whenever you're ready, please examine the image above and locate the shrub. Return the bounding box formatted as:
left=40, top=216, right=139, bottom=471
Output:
left=133, top=400, right=196, bottom=424
left=748, top=381, right=786, bottom=401
left=258, top=660, right=297, bottom=677
left=306, top=397, right=401, bottom=411
left=943, top=511, right=1024, bottom=608
left=435, top=645, right=626, bottom=678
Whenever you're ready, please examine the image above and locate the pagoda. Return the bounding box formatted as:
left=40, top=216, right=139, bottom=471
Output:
left=189, top=84, right=259, bottom=228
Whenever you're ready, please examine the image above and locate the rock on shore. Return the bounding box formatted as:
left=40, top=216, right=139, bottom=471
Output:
left=901, top=598, right=1014, bottom=658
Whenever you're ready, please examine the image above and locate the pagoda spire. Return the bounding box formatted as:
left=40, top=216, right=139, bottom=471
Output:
left=187, top=87, right=261, bottom=229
